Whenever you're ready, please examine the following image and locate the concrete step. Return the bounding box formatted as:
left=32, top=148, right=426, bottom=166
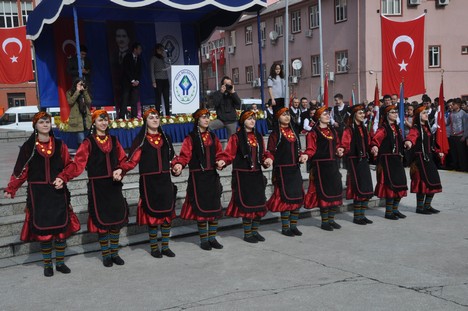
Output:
left=0, top=197, right=385, bottom=268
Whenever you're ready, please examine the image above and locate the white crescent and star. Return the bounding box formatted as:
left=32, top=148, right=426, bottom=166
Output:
left=392, top=35, right=415, bottom=72
left=61, top=39, right=76, bottom=56
left=2, top=37, right=23, bottom=64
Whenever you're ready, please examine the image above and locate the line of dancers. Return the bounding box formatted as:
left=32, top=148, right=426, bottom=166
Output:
left=4, top=104, right=443, bottom=277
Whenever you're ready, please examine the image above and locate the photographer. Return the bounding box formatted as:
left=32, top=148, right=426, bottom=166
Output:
left=210, top=76, right=241, bottom=138
left=66, top=78, right=92, bottom=145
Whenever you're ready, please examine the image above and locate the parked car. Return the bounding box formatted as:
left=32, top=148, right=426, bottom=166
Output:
left=240, top=98, right=263, bottom=112
left=0, top=106, right=61, bottom=131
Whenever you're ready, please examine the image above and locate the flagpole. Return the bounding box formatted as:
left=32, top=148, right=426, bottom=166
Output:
left=284, top=0, right=290, bottom=108
left=72, top=6, right=82, bottom=79
left=214, top=49, right=219, bottom=91
left=318, top=0, right=324, bottom=103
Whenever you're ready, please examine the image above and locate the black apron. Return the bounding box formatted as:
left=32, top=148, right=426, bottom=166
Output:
left=233, top=169, right=267, bottom=212
left=414, top=152, right=441, bottom=189
left=140, top=172, right=176, bottom=217
left=29, top=182, right=69, bottom=235
left=348, top=156, right=374, bottom=198
left=88, top=178, right=128, bottom=228
left=380, top=154, right=408, bottom=191
left=188, top=169, right=222, bottom=217
left=312, top=160, right=343, bottom=202
left=276, top=164, right=304, bottom=204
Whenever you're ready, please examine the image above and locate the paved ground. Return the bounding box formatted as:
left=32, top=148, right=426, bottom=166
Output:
left=0, top=168, right=467, bottom=310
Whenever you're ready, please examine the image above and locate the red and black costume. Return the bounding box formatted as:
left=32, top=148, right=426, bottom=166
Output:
left=405, top=106, right=442, bottom=214
left=266, top=108, right=304, bottom=236
left=172, top=108, right=224, bottom=250
left=371, top=105, right=408, bottom=220
left=304, top=109, right=343, bottom=231
left=5, top=112, right=80, bottom=276
left=121, top=109, right=177, bottom=257
left=59, top=110, right=129, bottom=266
left=220, top=110, right=273, bottom=243
left=339, top=104, right=374, bottom=225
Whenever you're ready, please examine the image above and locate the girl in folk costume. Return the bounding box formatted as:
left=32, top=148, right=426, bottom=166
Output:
left=56, top=110, right=129, bottom=267
left=4, top=112, right=80, bottom=277
left=172, top=109, right=225, bottom=251
left=404, top=105, right=443, bottom=215
left=121, top=109, right=178, bottom=258
left=220, top=110, right=273, bottom=243
left=304, top=107, right=344, bottom=231
left=370, top=105, right=408, bottom=220
left=266, top=108, right=308, bottom=236
left=338, top=104, right=374, bottom=225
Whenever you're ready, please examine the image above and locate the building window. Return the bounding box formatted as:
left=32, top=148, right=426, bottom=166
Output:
left=309, top=4, right=320, bottom=29
left=461, top=46, right=468, bottom=55
left=336, top=50, right=348, bottom=73
left=311, top=55, right=321, bottom=76
left=20, top=0, right=33, bottom=25
left=291, top=10, right=301, bottom=33
left=7, top=93, right=26, bottom=108
left=0, top=1, right=20, bottom=28
left=229, top=31, right=237, bottom=47
left=335, top=0, right=347, bottom=23
left=274, top=16, right=283, bottom=36
left=201, top=44, right=209, bottom=58
left=381, top=0, right=401, bottom=16
left=260, top=21, right=266, bottom=44
left=429, top=46, right=440, bottom=68
left=232, top=68, right=239, bottom=84
left=245, top=25, right=253, bottom=45
left=246, top=66, right=254, bottom=83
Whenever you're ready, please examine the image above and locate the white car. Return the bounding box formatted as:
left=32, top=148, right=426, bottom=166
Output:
left=0, top=106, right=60, bottom=131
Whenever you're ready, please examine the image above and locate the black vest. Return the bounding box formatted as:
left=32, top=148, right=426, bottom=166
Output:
left=188, top=131, right=217, bottom=170
left=232, top=131, right=264, bottom=170
left=28, top=139, right=64, bottom=182
left=312, top=127, right=338, bottom=160
left=272, top=131, right=300, bottom=166
left=86, top=136, right=118, bottom=178
left=139, top=138, right=171, bottom=174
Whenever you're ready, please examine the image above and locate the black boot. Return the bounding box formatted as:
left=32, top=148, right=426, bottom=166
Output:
left=44, top=267, right=54, bottom=277
left=56, top=264, right=71, bottom=274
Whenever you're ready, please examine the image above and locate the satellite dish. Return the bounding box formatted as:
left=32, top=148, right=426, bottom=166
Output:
left=269, top=31, right=279, bottom=41
left=340, top=57, right=348, bottom=67
left=292, top=59, right=303, bottom=70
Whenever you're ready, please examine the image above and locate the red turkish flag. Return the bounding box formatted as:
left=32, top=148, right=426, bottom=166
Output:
left=219, top=47, right=225, bottom=66
left=210, top=50, right=216, bottom=72
left=381, top=15, right=425, bottom=97
left=0, top=26, right=33, bottom=84
left=436, top=79, right=449, bottom=164
left=53, top=19, right=84, bottom=122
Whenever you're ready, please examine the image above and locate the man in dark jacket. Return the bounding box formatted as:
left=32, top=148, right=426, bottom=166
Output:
left=120, top=42, right=142, bottom=119
left=209, top=76, right=241, bottom=138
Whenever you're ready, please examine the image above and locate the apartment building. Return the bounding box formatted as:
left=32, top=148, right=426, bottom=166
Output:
left=201, top=0, right=468, bottom=105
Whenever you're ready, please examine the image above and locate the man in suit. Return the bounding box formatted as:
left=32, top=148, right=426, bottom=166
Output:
left=120, top=42, right=142, bottom=119
left=66, top=45, right=92, bottom=84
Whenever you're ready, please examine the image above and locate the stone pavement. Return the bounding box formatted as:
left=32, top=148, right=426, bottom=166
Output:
left=0, top=169, right=467, bottom=310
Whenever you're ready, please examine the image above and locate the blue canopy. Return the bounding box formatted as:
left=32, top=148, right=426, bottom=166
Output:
left=26, top=0, right=266, bottom=108
left=27, top=0, right=266, bottom=41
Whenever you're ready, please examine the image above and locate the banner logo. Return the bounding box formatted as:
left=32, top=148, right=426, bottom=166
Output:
left=160, top=35, right=180, bottom=64
left=174, top=69, right=197, bottom=105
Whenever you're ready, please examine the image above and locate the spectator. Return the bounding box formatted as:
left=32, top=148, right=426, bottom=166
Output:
left=120, top=42, right=143, bottom=119
left=446, top=98, right=467, bottom=171
left=404, top=103, right=414, bottom=136
left=150, top=43, right=171, bottom=116
left=66, top=78, right=92, bottom=145
left=330, top=93, right=350, bottom=139
left=210, top=76, right=241, bottom=138
left=289, top=97, right=302, bottom=134
left=267, top=63, right=286, bottom=114
left=66, top=45, right=92, bottom=86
